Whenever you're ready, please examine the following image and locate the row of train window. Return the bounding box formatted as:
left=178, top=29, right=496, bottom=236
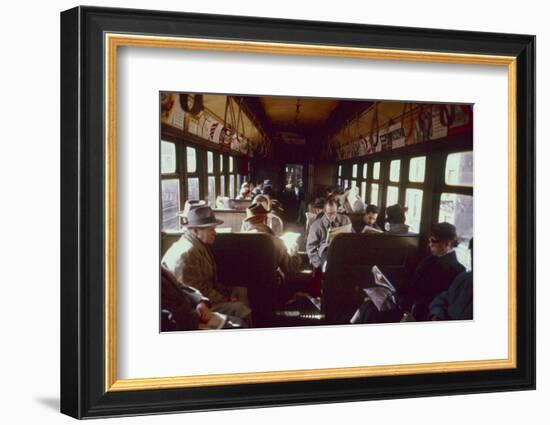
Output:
left=160, top=140, right=473, bottom=270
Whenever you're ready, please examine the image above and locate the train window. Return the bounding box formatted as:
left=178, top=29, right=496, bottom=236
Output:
left=405, top=188, right=423, bottom=233
left=362, top=163, right=368, bottom=179
left=389, top=159, right=401, bottom=182
left=229, top=175, right=235, bottom=198
left=161, top=179, right=180, bottom=230
left=219, top=154, right=224, bottom=173
left=220, top=176, right=226, bottom=196
left=337, top=178, right=342, bottom=187
left=439, top=193, right=474, bottom=270
left=338, top=165, right=342, bottom=177
left=386, top=186, right=399, bottom=206
left=445, top=151, right=473, bottom=186
left=370, top=183, right=379, bottom=205
left=187, top=177, right=200, bottom=201
left=352, top=163, right=358, bottom=178
left=409, top=156, right=426, bottom=182
left=207, top=176, right=216, bottom=206
left=373, top=161, right=380, bottom=180
left=229, top=156, right=234, bottom=173
left=361, top=181, right=367, bottom=203
left=207, top=151, right=214, bottom=173
left=161, top=141, right=176, bottom=174
left=186, top=146, right=197, bottom=173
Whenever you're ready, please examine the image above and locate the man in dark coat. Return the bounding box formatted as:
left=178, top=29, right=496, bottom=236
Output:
left=401, top=222, right=465, bottom=321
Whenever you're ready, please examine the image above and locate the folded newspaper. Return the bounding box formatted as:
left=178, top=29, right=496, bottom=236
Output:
left=364, top=265, right=398, bottom=312
left=325, top=223, right=353, bottom=244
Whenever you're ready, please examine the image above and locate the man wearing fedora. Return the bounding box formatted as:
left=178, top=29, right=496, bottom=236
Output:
left=162, top=206, right=251, bottom=321
left=241, top=203, right=301, bottom=275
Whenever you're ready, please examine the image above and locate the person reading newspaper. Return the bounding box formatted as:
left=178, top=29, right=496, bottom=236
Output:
left=306, top=198, right=353, bottom=269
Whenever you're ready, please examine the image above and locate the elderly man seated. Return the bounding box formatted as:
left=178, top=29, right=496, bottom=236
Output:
left=306, top=198, right=353, bottom=270
left=162, top=205, right=251, bottom=322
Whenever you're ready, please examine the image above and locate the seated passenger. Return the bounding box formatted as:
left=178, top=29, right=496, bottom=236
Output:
left=306, top=198, right=353, bottom=269
left=236, top=182, right=253, bottom=200
left=162, top=206, right=251, bottom=315
left=429, top=238, right=473, bottom=321
left=179, top=200, right=207, bottom=223
left=401, top=222, right=466, bottom=321
left=241, top=203, right=301, bottom=274
left=361, top=204, right=383, bottom=233
left=161, top=266, right=247, bottom=331
left=384, top=204, right=415, bottom=235
left=342, top=186, right=366, bottom=213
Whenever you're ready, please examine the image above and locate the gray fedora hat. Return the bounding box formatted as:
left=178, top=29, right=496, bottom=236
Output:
left=183, top=206, right=223, bottom=228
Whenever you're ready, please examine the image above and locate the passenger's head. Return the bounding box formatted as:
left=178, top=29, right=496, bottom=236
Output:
left=245, top=202, right=270, bottom=223
left=385, top=204, right=406, bottom=225
left=428, top=222, right=459, bottom=256
left=252, top=194, right=271, bottom=212
left=185, top=206, right=223, bottom=245
left=324, top=198, right=339, bottom=221
left=363, top=204, right=379, bottom=226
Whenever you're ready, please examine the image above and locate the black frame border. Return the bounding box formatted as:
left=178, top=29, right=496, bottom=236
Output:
left=60, top=6, right=535, bottom=419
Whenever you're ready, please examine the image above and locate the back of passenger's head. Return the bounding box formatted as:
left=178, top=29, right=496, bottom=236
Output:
left=262, top=185, right=273, bottom=196
left=430, top=222, right=459, bottom=247
left=246, top=202, right=270, bottom=218
left=385, top=204, right=406, bottom=224
left=252, top=194, right=271, bottom=212
left=366, top=204, right=379, bottom=215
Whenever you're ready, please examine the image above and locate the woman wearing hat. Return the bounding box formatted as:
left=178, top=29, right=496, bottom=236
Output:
left=162, top=206, right=251, bottom=319
left=400, top=222, right=466, bottom=321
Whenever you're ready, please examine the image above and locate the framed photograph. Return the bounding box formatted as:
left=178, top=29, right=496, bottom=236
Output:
left=60, top=6, right=535, bottom=419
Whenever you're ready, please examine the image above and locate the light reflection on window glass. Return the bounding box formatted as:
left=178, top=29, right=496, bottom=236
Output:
left=439, top=193, right=473, bottom=270
left=386, top=186, right=399, bottom=206
left=338, top=165, right=342, bottom=177
left=363, top=163, right=368, bottom=179
left=161, top=141, right=176, bottom=174
left=389, top=160, right=401, bottom=182
left=409, top=156, right=426, bottom=182
left=370, top=183, right=379, bottom=205
left=373, top=162, right=380, bottom=180
left=219, top=155, right=224, bottom=173
left=161, top=179, right=180, bottom=230
left=207, top=176, right=216, bottom=206
left=445, top=151, right=473, bottom=186
left=187, top=177, right=199, bottom=201
left=229, top=156, right=234, bottom=173
left=405, top=188, right=423, bottom=233
left=352, top=164, right=358, bottom=178
left=186, top=147, right=197, bottom=173
left=207, top=151, right=214, bottom=173
left=229, top=175, right=235, bottom=198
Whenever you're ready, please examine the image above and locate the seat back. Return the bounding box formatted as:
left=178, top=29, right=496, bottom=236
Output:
left=211, top=233, right=278, bottom=326
left=323, top=233, right=420, bottom=324
left=211, top=209, right=247, bottom=232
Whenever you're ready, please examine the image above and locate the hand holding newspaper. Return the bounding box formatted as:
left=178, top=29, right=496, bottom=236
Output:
left=325, top=223, right=353, bottom=244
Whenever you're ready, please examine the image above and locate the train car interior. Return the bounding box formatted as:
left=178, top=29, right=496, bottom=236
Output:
left=160, top=92, right=473, bottom=331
